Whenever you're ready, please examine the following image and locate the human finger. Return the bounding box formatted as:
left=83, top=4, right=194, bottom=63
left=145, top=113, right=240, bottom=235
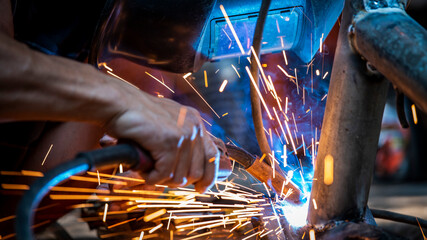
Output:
left=186, top=125, right=205, bottom=185
left=194, top=133, right=220, bottom=193
left=163, top=130, right=193, bottom=187
left=144, top=136, right=184, bottom=185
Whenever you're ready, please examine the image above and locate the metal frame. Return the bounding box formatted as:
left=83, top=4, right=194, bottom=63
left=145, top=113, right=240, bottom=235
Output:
left=308, top=0, right=427, bottom=230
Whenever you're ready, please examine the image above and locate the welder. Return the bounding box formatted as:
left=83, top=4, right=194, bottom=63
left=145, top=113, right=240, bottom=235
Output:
left=0, top=0, right=224, bottom=188
left=0, top=1, right=227, bottom=237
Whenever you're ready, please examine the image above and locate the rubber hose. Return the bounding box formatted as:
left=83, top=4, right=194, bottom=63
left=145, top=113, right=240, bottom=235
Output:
left=15, top=144, right=150, bottom=240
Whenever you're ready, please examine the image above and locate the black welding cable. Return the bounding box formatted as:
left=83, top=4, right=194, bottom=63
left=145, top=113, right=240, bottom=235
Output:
left=15, top=144, right=152, bottom=240
left=249, top=0, right=272, bottom=161
left=249, top=0, right=287, bottom=178
left=371, top=208, right=427, bottom=229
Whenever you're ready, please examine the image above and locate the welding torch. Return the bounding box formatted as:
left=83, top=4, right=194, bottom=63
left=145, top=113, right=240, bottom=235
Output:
left=16, top=140, right=300, bottom=240
left=225, top=144, right=302, bottom=203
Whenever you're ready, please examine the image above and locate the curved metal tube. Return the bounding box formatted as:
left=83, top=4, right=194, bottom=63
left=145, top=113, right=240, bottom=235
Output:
left=249, top=0, right=273, bottom=162
left=15, top=144, right=152, bottom=240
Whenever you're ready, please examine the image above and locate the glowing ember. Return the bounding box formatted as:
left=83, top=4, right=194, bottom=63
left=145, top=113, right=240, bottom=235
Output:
left=219, top=80, right=229, bottom=92
left=219, top=5, right=246, bottom=55
left=324, top=154, right=334, bottom=185
left=41, top=144, right=53, bottom=166
left=246, top=66, right=273, bottom=120
left=411, top=104, right=418, bottom=125
left=204, top=70, right=208, bottom=87
left=145, top=72, right=175, bottom=93
left=103, top=203, right=108, bottom=222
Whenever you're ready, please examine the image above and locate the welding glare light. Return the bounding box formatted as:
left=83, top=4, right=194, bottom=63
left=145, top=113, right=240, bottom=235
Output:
left=210, top=8, right=301, bottom=60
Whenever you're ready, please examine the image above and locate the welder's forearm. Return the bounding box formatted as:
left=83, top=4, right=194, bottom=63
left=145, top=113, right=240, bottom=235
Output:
left=0, top=32, right=132, bottom=126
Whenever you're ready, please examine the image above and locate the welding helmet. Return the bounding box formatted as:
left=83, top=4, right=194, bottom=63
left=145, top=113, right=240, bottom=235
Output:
left=90, top=0, right=344, bottom=73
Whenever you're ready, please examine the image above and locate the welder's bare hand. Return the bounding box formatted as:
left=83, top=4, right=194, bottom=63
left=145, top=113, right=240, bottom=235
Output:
left=105, top=94, right=220, bottom=193
left=0, top=23, right=220, bottom=193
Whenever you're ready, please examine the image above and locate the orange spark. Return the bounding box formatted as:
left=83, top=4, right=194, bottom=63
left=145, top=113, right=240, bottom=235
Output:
left=107, top=218, right=136, bottom=229
left=312, top=138, right=315, bottom=165
left=69, top=175, right=127, bottom=185
left=282, top=50, right=288, bottom=65
left=243, top=231, right=261, bottom=240
left=222, top=28, right=232, bottom=42
left=411, top=104, right=418, bottom=124
left=0, top=215, right=15, bottom=223
left=324, top=154, right=334, bottom=185
left=1, top=184, right=29, bottom=190
left=201, top=117, right=212, bottom=126
left=416, top=218, right=426, bottom=240
left=260, top=229, right=273, bottom=238
left=284, top=120, right=297, bottom=155
left=231, top=64, right=241, bottom=78
left=183, top=72, right=192, bottom=79
left=100, top=62, right=113, bottom=71
left=103, top=203, right=108, bottom=222
left=220, top=5, right=245, bottom=55
left=269, top=128, right=273, bottom=146
left=292, top=113, right=299, bottom=132
left=282, top=145, right=287, bottom=167
left=41, top=144, right=53, bottom=166
left=149, top=223, right=163, bottom=234
left=273, top=107, right=289, bottom=144
left=295, top=68, right=299, bottom=94
left=204, top=70, right=208, bottom=87
left=107, top=71, right=139, bottom=90
left=145, top=72, right=175, bottom=93
left=96, top=170, right=101, bottom=185
left=320, top=33, right=324, bottom=53
left=50, top=186, right=109, bottom=194
left=322, top=72, right=329, bottom=79
left=68, top=203, right=95, bottom=209
left=144, top=209, right=166, bottom=222
left=321, top=94, right=327, bottom=101
left=245, top=66, right=273, bottom=120
left=22, top=170, right=44, bottom=177
left=219, top=80, right=228, bottom=92
left=182, top=77, right=220, bottom=118
left=87, top=171, right=145, bottom=183
left=0, top=170, right=44, bottom=177
left=277, top=65, right=295, bottom=79
left=251, top=46, right=272, bottom=91
left=230, top=222, right=241, bottom=232
left=259, top=153, right=267, bottom=163
left=262, top=182, right=271, bottom=198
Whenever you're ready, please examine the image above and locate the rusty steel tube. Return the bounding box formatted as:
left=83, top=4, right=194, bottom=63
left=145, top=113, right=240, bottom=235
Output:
left=352, top=8, right=427, bottom=113
left=307, top=0, right=389, bottom=226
